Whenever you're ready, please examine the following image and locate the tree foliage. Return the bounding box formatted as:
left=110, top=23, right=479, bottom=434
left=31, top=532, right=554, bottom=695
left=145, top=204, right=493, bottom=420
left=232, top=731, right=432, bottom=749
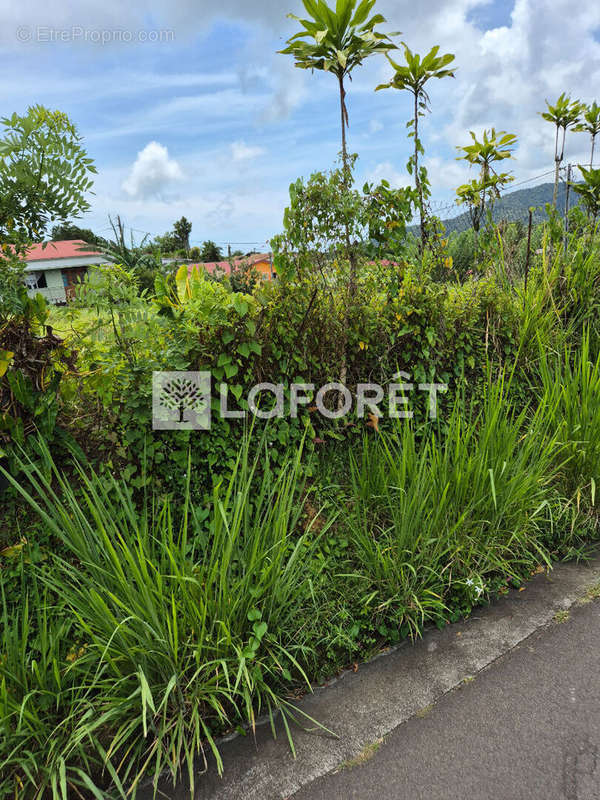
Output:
left=572, top=166, right=600, bottom=224
left=200, top=240, right=223, bottom=262
left=0, top=105, right=96, bottom=251
left=173, top=216, right=192, bottom=253
left=575, top=101, right=600, bottom=168
left=541, top=93, right=583, bottom=206
left=272, top=156, right=413, bottom=281
left=456, top=129, right=517, bottom=234
left=280, top=0, right=397, bottom=176
left=376, top=44, right=456, bottom=250
left=51, top=221, right=106, bottom=248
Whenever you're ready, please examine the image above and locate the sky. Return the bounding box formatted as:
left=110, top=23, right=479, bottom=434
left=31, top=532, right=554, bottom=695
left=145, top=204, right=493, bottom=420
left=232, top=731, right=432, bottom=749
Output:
left=1, top=0, right=600, bottom=249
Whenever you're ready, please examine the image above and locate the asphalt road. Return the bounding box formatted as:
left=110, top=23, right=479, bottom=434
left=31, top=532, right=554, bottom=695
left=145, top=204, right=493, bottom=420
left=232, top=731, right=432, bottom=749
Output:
left=292, top=597, right=600, bottom=800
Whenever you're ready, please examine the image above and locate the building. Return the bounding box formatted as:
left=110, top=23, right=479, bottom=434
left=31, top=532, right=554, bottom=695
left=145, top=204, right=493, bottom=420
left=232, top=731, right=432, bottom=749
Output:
left=188, top=253, right=275, bottom=281
left=24, top=240, right=106, bottom=304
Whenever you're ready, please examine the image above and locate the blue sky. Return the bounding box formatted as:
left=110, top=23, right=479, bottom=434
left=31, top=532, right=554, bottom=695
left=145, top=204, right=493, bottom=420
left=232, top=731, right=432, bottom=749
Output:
left=1, top=0, right=600, bottom=248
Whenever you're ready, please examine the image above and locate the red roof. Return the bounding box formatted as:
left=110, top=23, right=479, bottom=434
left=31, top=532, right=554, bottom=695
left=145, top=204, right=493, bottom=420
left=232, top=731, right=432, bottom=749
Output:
left=25, top=240, right=103, bottom=262
left=188, top=253, right=271, bottom=277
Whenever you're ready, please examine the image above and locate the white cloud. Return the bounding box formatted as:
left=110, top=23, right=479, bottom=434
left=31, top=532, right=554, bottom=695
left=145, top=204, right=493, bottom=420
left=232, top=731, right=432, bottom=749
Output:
left=121, top=141, right=183, bottom=199
left=369, top=119, right=384, bottom=135
left=366, top=161, right=411, bottom=188
left=231, top=140, right=266, bottom=161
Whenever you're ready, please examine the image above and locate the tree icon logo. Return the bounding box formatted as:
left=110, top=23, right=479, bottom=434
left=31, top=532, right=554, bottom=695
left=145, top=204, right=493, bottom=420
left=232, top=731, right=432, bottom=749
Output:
left=160, top=376, right=206, bottom=423
left=152, top=372, right=211, bottom=430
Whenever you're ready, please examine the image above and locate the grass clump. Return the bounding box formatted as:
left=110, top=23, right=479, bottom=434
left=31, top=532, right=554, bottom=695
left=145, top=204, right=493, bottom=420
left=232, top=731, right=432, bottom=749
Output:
left=347, top=379, right=564, bottom=638
left=1, top=435, right=333, bottom=798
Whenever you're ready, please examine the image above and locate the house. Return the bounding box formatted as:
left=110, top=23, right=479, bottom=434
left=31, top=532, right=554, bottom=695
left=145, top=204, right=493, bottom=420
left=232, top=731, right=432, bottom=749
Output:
left=24, top=240, right=106, bottom=304
left=188, top=253, right=276, bottom=281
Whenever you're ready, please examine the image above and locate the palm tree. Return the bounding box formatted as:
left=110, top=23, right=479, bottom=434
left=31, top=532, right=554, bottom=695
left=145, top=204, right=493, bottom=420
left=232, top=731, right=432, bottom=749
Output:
left=575, top=102, right=600, bottom=168
left=541, top=94, right=583, bottom=207
left=456, top=129, right=517, bottom=240
left=173, top=216, right=192, bottom=255
left=376, top=44, right=456, bottom=251
left=280, top=0, right=398, bottom=182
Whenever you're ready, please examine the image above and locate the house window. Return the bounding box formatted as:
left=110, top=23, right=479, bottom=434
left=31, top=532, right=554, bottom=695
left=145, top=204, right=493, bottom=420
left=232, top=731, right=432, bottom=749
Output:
left=25, top=271, right=48, bottom=289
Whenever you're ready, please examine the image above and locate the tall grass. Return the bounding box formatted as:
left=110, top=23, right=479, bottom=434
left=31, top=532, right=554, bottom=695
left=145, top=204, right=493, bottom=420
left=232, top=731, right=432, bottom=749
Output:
left=1, top=436, right=332, bottom=798
left=536, top=331, right=600, bottom=506
left=0, top=582, right=105, bottom=800
left=348, top=380, right=564, bottom=637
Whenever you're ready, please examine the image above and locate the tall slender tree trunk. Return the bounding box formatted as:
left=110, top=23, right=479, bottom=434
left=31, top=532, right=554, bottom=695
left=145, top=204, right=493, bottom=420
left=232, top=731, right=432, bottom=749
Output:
left=414, top=92, right=426, bottom=253
left=338, top=72, right=350, bottom=185
left=337, top=72, right=356, bottom=292
left=553, top=125, right=560, bottom=208
left=591, top=134, right=596, bottom=169
left=337, top=71, right=353, bottom=410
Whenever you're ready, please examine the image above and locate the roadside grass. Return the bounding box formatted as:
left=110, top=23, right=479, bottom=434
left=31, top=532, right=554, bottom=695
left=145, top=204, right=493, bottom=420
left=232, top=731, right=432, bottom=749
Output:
left=346, top=377, right=566, bottom=639
left=2, top=341, right=600, bottom=797
left=536, top=331, right=600, bottom=506
left=1, top=435, right=335, bottom=799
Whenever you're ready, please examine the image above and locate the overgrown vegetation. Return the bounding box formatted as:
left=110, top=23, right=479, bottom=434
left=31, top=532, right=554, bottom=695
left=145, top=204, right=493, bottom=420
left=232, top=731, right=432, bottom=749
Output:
left=2, top=2, right=600, bottom=797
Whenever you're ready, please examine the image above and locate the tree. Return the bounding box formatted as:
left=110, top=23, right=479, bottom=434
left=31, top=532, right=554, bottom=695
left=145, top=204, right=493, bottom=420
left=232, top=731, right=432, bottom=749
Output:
left=51, top=221, right=105, bottom=248
left=376, top=44, right=456, bottom=251
left=575, top=101, right=600, bottom=168
left=173, top=216, right=192, bottom=255
left=152, top=230, right=180, bottom=255
left=280, top=0, right=397, bottom=182
left=200, top=240, right=223, bottom=262
left=541, top=94, right=583, bottom=207
left=572, top=166, right=600, bottom=225
left=272, top=159, right=413, bottom=279
left=0, top=105, right=96, bottom=251
left=456, top=129, right=517, bottom=237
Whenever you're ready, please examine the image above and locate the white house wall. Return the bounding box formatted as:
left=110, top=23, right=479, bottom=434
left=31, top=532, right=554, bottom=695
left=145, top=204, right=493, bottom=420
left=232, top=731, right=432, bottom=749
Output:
left=28, top=269, right=67, bottom=304
left=25, top=255, right=108, bottom=304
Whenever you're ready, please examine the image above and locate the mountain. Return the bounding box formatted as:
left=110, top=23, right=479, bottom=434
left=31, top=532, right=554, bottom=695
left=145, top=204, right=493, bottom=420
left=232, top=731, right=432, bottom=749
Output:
left=439, top=182, right=580, bottom=234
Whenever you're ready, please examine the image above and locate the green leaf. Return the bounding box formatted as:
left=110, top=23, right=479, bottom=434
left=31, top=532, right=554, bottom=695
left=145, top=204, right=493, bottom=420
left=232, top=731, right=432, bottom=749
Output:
left=252, top=621, right=268, bottom=640
left=0, top=350, right=14, bottom=378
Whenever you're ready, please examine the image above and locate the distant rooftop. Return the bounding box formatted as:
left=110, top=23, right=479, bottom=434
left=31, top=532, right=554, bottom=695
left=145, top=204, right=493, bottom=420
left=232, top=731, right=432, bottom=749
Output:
left=25, top=240, right=103, bottom=262
left=188, top=253, right=271, bottom=276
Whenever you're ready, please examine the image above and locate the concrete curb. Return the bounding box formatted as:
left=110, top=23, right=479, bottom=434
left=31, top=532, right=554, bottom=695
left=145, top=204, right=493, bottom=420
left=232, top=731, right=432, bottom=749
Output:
left=144, top=555, right=600, bottom=800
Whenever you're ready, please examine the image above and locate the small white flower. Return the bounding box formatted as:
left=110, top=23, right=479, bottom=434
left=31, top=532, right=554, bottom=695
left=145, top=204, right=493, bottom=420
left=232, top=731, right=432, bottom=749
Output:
left=465, top=578, right=474, bottom=587
left=475, top=585, right=484, bottom=596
